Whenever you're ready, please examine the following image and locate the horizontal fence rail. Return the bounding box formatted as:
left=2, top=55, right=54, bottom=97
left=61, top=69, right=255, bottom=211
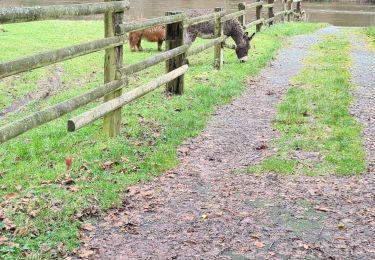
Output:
left=184, top=11, right=226, bottom=27
left=118, top=13, right=185, bottom=33
left=68, top=65, right=189, bottom=131
left=244, top=18, right=264, bottom=29
left=0, top=78, right=128, bottom=143
left=0, top=1, right=130, bottom=24
left=0, top=35, right=128, bottom=80
left=187, top=35, right=228, bottom=57
left=305, top=9, right=375, bottom=15
left=118, top=44, right=189, bottom=76
left=0, top=0, right=305, bottom=143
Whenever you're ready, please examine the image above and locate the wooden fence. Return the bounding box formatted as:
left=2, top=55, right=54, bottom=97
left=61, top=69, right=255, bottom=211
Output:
left=0, top=0, right=303, bottom=143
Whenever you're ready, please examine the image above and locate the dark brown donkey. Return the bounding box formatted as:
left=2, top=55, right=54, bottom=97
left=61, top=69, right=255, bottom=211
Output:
left=185, top=10, right=255, bottom=62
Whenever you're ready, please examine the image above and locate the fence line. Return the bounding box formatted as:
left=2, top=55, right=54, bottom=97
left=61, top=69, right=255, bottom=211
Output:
left=0, top=1, right=130, bottom=24
left=0, top=0, right=304, bottom=143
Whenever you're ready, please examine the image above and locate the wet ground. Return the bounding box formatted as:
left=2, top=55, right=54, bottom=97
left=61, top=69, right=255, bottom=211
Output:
left=75, top=27, right=375, bottom=259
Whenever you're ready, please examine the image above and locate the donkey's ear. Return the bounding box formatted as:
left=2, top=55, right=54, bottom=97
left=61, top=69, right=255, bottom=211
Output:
left=249, top=32, right=256, bottom=41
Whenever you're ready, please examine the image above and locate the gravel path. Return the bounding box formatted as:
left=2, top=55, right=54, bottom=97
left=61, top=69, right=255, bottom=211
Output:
left=77, top=27, right=375, bottom=259
left=350, top=35, right=375, bottom=171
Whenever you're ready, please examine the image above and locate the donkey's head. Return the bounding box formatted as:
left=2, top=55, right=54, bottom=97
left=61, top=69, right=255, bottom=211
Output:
left=235, top=32, right=255, bottom=63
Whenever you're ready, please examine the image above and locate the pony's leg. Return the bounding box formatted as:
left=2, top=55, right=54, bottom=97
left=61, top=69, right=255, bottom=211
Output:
left=137, top=39, right=143, bottom=52
left=157, top=40, right=163, bottom=51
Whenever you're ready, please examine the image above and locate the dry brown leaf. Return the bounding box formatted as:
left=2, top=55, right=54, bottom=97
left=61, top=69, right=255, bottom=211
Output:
left=102, top=160, right=113, bottom=171
left=335, top=236, right=348, bottom=240
left=3, top=193, right=17, bottom=200
left=255, top=241, right=265, bottom=248
left=314, top=206, right=332, bottom=212
left=78, top=249, right=96, bottom=258
left=81, top=223, right=95, bottom=231
left=0, top=236, right=9, bottom=245
left=201, top=214, right=208, bottom=220
left=28, top=209, right=40, bottom=218
left=15, top=226, right=29, bottom=237
left=337, top=223, right=345, bottom=230
left=303, top=244, right=309, bottom=250
left=3, top=218, right=16, bottom=231
left=68, top=186, right=80, bottom=192
left=61, top=176, right=75, bottom=186
left=250, top=233, right=261, bottom=240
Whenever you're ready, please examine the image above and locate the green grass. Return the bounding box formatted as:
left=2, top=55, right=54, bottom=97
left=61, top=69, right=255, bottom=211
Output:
left=248, top=34, right=366, bottom=176
left=0, top=20, right=324, bottom=258
left=366, top=26, right=375, bottom=48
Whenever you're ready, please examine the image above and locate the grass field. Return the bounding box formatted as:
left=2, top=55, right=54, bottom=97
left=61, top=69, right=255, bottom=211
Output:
left=367, top=26, right=375, bottom=48
left=0, top=21, right=324, bottom=258
left=249, top=33, right=366, bottom=175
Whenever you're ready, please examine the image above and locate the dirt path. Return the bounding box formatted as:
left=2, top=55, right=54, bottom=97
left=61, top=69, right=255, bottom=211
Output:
left=350, top=35, right=375, bottom=172
left=78, top=27, right=375, bottom=259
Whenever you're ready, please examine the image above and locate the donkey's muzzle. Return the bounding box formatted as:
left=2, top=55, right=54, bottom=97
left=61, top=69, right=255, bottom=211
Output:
left=239, top=56, right=248, bottom=63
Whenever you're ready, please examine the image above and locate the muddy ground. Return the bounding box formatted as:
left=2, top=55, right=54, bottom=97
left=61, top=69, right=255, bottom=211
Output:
left=76, top=27, right=375, bottom=259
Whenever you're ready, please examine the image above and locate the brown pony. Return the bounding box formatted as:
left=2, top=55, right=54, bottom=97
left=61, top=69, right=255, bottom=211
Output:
left=128, top=25, right=166, bottom=52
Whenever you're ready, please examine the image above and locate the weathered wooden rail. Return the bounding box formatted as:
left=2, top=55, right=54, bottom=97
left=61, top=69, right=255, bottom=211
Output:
left=0, top=0, right=304, bottom=144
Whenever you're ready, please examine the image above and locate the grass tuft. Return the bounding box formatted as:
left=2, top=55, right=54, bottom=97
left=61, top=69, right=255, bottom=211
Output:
left=248, top=34, right=366, bottom=176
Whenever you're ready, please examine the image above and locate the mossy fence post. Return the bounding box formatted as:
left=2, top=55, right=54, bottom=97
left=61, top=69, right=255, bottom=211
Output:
left=238, top=3, right=246, bottom=27
left=283, top=0, right=287, bottom=21
left=287, top=0, right=293, bottom=22
left=296, top=0, right=301, bottom=18
left=165, top=11, right=185, bottom=95
left=103, top=0, right=124, bottom=137
left=268, top=0, right=275, bottom=26
left=214, top=7, right=224, bottom=70
left=256, top=0, right=263, bottom=32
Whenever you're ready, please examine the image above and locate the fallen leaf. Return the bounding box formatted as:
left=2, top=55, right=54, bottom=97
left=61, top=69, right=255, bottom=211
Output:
left=68, top=186, right=80, bottom=192
left=3, top=193, right=17, bottom=200
left=81, top=223, right=95, bottom=232
left=6, top=242, right=19, bottom=247
left=335, top=236, right=348, bottom=240
left=314, top=206, right=331, bottom=212
left=201, top=214, right=208, bottom=220
left=78, top=249, right=95, bottom=258
left=15, top=226, right=29, bottom=237
left=0, top=236, right=8, bottom=245
left=40, top=244, right=50, bottom=252
left=255, top=144, right=268, bottom=150
left=3, top=218, right=16, bottom=231
left=337, top=223, right=345, bottom=230
left=80, top=165, right=89, bottom=171
left=61, top=176, right=75, bottom=186
left=303, top=244, right=309, bottom=250
left=255, top=241, right=265, bottom=248
left=250, top=233, right=261, bottom=240
left=28, top=209, right=40, bottom=218
left=102, top=160, right=113, bottom=171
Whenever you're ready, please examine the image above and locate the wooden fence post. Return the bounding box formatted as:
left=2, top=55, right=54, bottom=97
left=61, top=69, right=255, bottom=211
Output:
left=268, top=0, right=274, bottom=26
left=287, top=0, right=292, bottom=22
left=256, top=0, right=263, bottom=32
left=296, top=0, right=301, bottom=19
left=238, top=3, right=246, bottom=27
left=165, top=11, right=185, bottom=95
left=103, top=0, right=123, bottom=137
left=214, top=7, right=224, bottom=70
